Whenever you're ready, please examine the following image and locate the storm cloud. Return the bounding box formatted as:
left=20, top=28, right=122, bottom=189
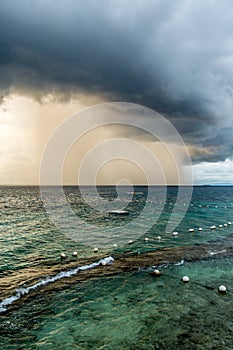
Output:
left=1, top=0, right=233, bottom=162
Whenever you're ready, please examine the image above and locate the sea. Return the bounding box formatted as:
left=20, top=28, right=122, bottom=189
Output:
left=1, top=185, right=233, bottom=349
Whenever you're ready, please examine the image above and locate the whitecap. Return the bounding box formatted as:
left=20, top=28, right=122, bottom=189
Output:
left=208, top=250, right=226, bottom=256
left=0, top=256, right=114, bottom=313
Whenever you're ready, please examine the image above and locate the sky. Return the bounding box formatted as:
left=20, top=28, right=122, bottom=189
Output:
left=1, top=0, right=233, bottom=185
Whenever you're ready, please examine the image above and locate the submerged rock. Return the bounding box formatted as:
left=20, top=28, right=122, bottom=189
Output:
left=1, top=235, right=233, bottom=313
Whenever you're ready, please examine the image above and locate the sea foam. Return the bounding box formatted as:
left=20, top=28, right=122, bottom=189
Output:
left=0, top=256, right=114, bottom=313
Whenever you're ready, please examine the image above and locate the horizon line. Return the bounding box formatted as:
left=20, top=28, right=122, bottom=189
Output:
left=1, top=184, right=233, bottom=187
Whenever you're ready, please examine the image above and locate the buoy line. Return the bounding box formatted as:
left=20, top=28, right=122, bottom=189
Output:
left=141, top=215, right=233, bottom=242
left=150, top=271, right=230, bottom=294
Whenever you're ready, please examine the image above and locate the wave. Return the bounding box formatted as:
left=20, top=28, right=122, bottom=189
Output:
left=174, top=259, right=185, bottom=266
left=208, top=249, right=226, bottom=256
left=141, top=258, right=185, bottom=272
left=0, top=256, right=114, bottom=313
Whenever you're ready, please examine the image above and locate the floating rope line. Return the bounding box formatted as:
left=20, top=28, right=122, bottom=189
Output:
left=150, top=270, right=230, bottom=294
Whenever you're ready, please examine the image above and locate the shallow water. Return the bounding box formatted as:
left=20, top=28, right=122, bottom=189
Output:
left=1, top=186, right=233, bottom=349
left=1, top=257, right=233, bottom=349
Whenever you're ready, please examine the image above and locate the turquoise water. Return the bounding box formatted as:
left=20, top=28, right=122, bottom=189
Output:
left=1, top=186, right=233, bottom=349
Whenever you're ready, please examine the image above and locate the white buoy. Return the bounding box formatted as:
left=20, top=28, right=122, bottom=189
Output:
left=172, top=231, right=179, bottom=237
left=72, top=251, right=78, bottom=257
left=224, top=223, right=228, bottom=227
left=113, top=243, right=118, bottom=248
left=218, top=285, right=227, bottom=294
left=219, top=224, right=223, bottom=228
left=60, top=252, right=66, bottom=259
left=198, top=228, right=203, bottom=231
left=144, top=237, right=149, bottom=242
left=189, top=228, right=194, bottom=233
left=153, top=269, right=161, bottom=276
left=93, top=247, right=99, bottom=253
left=128, top=240, right=134, bottom=244
left=211, top=225, right=216, bottom=230
left=182, top=276, right=190, bottom=283
left=228, top=222, right=232, bottom=225
left=157, top=236, right=161, bottom=240
left=101, top=261, right=107, bottom=266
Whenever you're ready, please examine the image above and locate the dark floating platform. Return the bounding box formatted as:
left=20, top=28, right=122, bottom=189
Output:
left=1, top=235, right=233, bottom=313
left=109, top=210, right=129, bottom=215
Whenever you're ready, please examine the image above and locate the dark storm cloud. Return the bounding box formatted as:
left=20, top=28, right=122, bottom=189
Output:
left=1, top=0, right=233, bottom=161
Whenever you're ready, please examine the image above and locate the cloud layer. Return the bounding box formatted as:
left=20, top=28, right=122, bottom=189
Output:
left=1, top=0, right=233, bottom=162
